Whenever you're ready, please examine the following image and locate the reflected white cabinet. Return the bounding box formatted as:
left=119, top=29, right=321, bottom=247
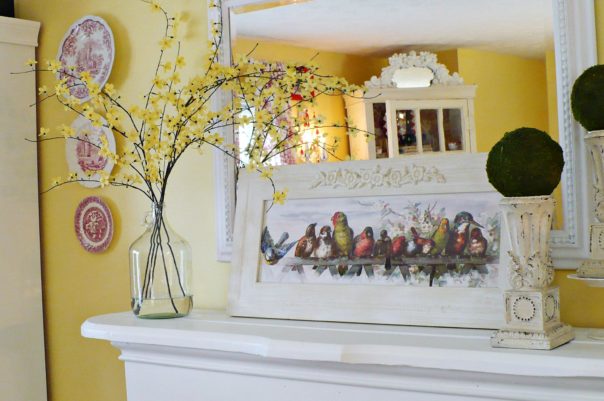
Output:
left=0, top=16, right=46, bottom=401
left=345, top=52, right=477, bottom=160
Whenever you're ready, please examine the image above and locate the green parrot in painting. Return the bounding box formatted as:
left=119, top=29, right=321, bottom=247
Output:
left=331, top=211, right=353, bottom=275
left=430, top=217, right=450, bottom=256
left=331, top=211, right=354, bottom=257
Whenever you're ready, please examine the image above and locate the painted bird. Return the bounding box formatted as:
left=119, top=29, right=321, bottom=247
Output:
left=331, top=212, right=354, bottom=257
left=430, top=218, right=450, bottom=256
left=373, top=229, right=392, bottom=258
left=261, top=227, right=297, bottom=265
left=295, top=223, right=317, bottom=258
left=312, top=225, right=337, bottom=275
left=353, top=227, right=375, bottom=258
left=332, top=211, right=354, bottom=275
left=468, top=227, right=488, bottom=257
left=446, top=212, right=483, bottom=256
left=408, top=227, right=435, bottom=256
left=312, top=225, right=336, bottom=259
left=391, top=235, right=407, bottom=258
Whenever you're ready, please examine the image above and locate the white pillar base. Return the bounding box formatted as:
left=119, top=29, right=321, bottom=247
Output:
left=491, top=323, right=575, bottom=350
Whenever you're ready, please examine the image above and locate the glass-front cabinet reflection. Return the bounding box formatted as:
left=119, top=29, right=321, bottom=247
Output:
left=345, top=86, right=477, bottom=159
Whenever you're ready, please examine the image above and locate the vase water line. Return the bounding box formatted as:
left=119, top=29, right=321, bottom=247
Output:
left=130, top=204, right=193, bottom=318
left=491, top=196, right=574, bottom=350
left=578, top=130, right=604, bottom=277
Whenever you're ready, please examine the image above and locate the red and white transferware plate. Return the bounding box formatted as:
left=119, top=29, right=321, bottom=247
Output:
left=66, top=115, right=116, bottom=188
left=75, top=196, right=114, bottom=253
left=57, top=15, right=115, bottom=102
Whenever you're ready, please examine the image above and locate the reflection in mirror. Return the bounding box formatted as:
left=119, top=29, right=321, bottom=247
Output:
left=229, top=0, right=562, bottom=227
left=392, top=67, right=434, bottom=88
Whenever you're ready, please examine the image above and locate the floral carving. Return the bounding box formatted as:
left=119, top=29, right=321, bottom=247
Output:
left=310, top=164, right=445, bottom=190
left=366, top=51, right=464, bottom=89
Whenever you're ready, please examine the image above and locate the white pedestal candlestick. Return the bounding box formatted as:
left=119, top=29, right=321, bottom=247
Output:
left=578, top=130, right=604, bottom=277
left=491, top=196, right=574, bottom=350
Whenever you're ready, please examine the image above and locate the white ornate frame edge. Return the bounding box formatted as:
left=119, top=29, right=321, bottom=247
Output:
left=211, top=0, right=597, bottom=268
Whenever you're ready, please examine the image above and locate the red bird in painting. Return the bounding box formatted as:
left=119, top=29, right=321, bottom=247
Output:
left=468, top=227, right=488, bottom=257
left=391, top=235, right=407, bottom=258
left=410, top=227, right=435, bottom=255
left=353, top=227, right=375, bottom=258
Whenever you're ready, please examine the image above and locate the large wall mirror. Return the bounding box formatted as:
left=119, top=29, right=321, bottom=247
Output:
left=210, top=0, right=596, bottom=267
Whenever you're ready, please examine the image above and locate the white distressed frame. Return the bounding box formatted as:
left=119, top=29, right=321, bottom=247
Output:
left=211, top=0, right=597, bottom=268
left=229, top=153, right=511, bottom=328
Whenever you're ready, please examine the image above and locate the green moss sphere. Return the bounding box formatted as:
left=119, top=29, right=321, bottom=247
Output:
left=571, top=64, right=604, bottom=131
left=486, top=127, right=564, bottom=197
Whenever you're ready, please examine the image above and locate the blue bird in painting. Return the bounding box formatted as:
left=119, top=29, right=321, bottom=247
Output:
left=261, top=227, right=297, bottom=265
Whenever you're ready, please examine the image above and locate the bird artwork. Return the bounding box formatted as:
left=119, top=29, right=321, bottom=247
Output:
left=468, top=227, right=488, bottom=257
left=390, top=235, right=407, bottom=258
left=374, top=229, right=393, bottom=272
left=350, top=226, right=376, bottom=277
left=261, top=227, right=297, bottom=265
left=295, top=223, right=317, bottom=258
left=430, top=218, right=450, bottom=256
left=373, top=229, right=392, bottom=258
left=312, top=225, right=336, bottom=275
left=410, top=227, right=435, bottom=255
left=353, top=226, right=375, bottom=258
left=446, top=212, right=483, bottom=257
left=332, top=211, right=354, bottom=275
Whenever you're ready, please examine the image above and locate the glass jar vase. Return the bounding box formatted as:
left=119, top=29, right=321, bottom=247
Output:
left=129, top=203, right=193, bottom=318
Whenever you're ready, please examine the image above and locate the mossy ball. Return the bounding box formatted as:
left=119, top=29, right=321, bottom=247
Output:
left=486, top=127, right=564, bottom=197
left=571, top=64, right=604, bottom=131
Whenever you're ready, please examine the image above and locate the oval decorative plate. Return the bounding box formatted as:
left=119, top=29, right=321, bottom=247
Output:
left=66, top=115, right=116, bottom=188
left=57, top=15, right=115, bottom=102
left=75, top=196, right=114, bottom=253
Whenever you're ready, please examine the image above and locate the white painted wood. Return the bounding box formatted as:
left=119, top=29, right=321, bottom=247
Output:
left=0, top=16, right=47, bottom=401
left=229, top=153, right=511, bottom=329
left=212, top=1, right=597, bottom=269
left=82, top=311, right=604, bottom=401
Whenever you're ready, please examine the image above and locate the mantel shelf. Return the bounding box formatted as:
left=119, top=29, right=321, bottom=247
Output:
left=82, top=310, right=604, bottom=379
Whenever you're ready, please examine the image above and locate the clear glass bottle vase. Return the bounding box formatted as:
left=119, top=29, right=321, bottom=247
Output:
left=129, top=203, right=193, bottom=318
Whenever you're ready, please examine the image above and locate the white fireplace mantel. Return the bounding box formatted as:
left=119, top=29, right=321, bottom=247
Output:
left=82, top=310, right=604, bottom=401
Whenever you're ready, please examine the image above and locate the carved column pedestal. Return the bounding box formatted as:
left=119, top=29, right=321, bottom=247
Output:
left=491, top=196, right=574, bottom=350
left=578, top=130, right=604, bottom=278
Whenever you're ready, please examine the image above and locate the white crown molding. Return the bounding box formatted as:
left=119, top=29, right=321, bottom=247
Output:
left=365, top=51, right=464, bottom=88
left=0, top=16, right=40, bottom=47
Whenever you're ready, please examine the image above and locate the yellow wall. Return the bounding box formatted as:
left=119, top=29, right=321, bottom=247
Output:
left=11, top=1, right=604, bottom=401
left=15, top=1, right=227, bottom=401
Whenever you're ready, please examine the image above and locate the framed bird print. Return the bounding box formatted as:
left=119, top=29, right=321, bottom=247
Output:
left=229, top=153, right=511, bottom=329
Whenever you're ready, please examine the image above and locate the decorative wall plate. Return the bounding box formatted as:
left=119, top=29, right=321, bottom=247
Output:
left=75, top=196, right=114, bottom=253
left=66, top=115, right=116, bottom=188
left=57, top=15, right=115, bottom=102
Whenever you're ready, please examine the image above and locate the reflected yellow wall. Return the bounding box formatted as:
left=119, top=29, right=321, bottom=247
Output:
left=10, top=1, right=604, bottom=401
left=233, top=38, right=387, bottom=161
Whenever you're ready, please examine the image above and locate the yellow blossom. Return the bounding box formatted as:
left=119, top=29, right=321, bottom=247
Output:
left=260, top=167, right=274, bottom=179
left=25, top=59, right=37, bottom=68
left=175, top=56, right=186, bottom=68
left=51, top=176, right=62, bottom=186
left=159, top=37, right=174, bottom=50
left=162, top=61, right=173, bottom=72
left=38, top=86, right=48, bottom=96
left=79, top=70, right=92, bottom=84
left=58, top=124, right=75, bottom=138
left=39, top=127, right=49, bottom=137
left=68, top=172, right=78, bottom=181
left=150, top=0, right=161, bottom=12
left=104, top=83, right=116, bottom=96
left=273, top=190, right=287, bottom=205
left=46, top=59, right=62, bottom=73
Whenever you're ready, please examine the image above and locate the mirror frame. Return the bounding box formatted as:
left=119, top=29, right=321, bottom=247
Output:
left=210, top=0, right=597, bottom=268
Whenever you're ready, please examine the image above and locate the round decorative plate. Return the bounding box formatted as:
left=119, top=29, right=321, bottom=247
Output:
left=66, top=115, right=116, bottom=188
left=75, top=196, right=114, bottom=253
left=57, top=15, right=115, bottom=102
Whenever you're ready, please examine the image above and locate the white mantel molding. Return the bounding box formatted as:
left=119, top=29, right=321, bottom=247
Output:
left=0, top=16, right=40, bottom=47
left=83, top=311, right=604, bottom=401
